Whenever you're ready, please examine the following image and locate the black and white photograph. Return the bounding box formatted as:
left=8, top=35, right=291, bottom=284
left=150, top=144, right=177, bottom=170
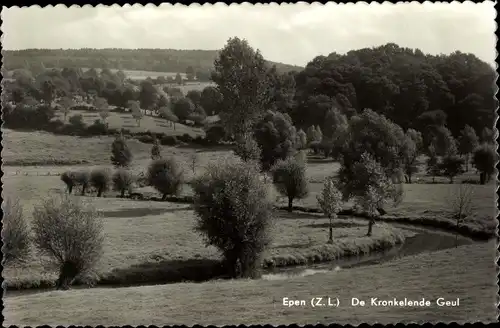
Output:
left=1, top=2, right=498, bottom=325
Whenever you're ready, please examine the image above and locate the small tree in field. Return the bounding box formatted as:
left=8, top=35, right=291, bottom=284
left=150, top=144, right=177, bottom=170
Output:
left=58, top=96, right=74, bottom=122
left=296, top=129, right=308, bottom=150
left=60, top=171, right=77, bottom=194
left=192, top=160, right=274, bottom=278
left=111, top=134, right=133, bottom=168
left=32, top=196, right=104, bottom=290
left=316, top=177, right=343, bottom=244
left=190, top=152, right=199, bottom=174
left=151, top=137, right=162, bottom=160
left=473, top=144, right=497, bottom=184
left=90, top=168, right=112, bottom=197
left=439, top=154, right=464, bottom=184
left=234, top=134, right=261, bottom=163
left=458, top=125, right=479, bottom=172
left=112, top=169, right=135, bottom=198
left=128, top=100, right=143, bottom=126
left=426, top=144, right=440, bottom=183
left=347, top=153, right=404, bottom=236
left=306, top=125, right=317, bottom=144
left=2, top=197, right=31, bottom=265
left=95, top=97, right=110, bottom=126
left=448, top=184, right=475, bottom=247
left=74, top=171, right=91, bottom=196
left=271, top=156, right=309, bottom=212
left=147, top=158, right=185, bottom=200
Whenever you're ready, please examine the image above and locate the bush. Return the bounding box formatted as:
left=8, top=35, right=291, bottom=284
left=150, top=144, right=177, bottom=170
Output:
left=112, top=169, right=135, bottom=198
left=205, top=125, right=226, bottom=144
left=111, top=134, right=133, bottom=168
left=439, top=154, right=465, bottom=184
left=178, top=133, right=194, bottom=144
left=137, top=135, right=155, bottom=144
left=73, top=171, right=91, bottom=195
left=192, top=160, right=274, bottom=278
left=147, top=158, right=185, bottom=200
left=60, top=171, right=77, bottom=194
left=271, top=156, right=309, bottom=212
left=47, top=119, right=65, bottom=132
left=309, top=141, right=321, bottom=155
left=473, top=144, right=497, bottom=184
left=68, top=114, right=85, bottom=131
left=151, top=138, right=162, bottom=160
left=193, top=136, right=208, bottom=146
left=85, top=119, right=108, bottom=136
left=32, top=196, right=104, bottom=290
left=160, top=135, right=179, bottom=146
left=2, top=197, right=31, bottom=265
left=234, top=134, right=262, bottom=163
left=90, top=168, right=112, bottom=197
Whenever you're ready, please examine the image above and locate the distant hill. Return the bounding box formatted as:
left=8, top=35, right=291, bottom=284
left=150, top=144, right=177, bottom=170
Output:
left=2, top=49, right=304, bottom=76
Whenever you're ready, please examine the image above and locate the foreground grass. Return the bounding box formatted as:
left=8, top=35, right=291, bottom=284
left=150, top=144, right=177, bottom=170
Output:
left=4, top=241, right=497, bottom=325
left=2, top=184, right=409, bottom=290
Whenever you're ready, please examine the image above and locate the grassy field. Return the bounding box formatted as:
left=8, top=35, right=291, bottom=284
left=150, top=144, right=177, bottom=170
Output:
left=2, top=175, right=410, bottom=289
left=2, top=128, right=211, bottom=167
left=53, top=110, right=206, bottom=136
left=4, top=241, right=497, bottom=325
left=80, top=67, right=216, bottom=92
left=2, top=130, right=497, bottom=291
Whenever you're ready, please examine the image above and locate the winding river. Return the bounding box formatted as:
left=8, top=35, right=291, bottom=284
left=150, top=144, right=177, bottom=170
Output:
left=3, top=222, right=479, bottom=299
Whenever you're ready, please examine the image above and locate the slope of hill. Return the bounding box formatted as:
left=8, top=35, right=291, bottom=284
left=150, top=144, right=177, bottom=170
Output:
left=2, top=49, right=303, bottom=75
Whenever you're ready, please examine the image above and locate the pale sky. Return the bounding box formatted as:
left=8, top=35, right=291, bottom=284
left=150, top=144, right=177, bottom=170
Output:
left=1, top=2, right=497, bottom=66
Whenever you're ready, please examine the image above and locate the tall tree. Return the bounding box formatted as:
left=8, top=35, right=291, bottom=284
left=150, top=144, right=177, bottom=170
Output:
left=212, top=37, right=270, bottom=138
left=458, top=125, right=479, bottom=171
left=94, top=97, right=110, bottom=125
left=110, top=134, right=132, bottom=168
left=128, top=100, right=143, bottom=127
left=58, top=96, right=74, bottom=122
left=138, top=80, right=159, bottom=110
left=200, top=86, right=223, bottom=116
left=254, top=111, right=298, bottom=171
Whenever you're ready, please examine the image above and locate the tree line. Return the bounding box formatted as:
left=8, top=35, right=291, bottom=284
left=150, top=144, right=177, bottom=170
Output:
left=2, top=65, right=227, bottom=132
left=2, top=48, right=302, bottom=80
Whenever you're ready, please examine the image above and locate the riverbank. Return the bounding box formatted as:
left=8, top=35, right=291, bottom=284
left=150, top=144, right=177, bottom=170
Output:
left=4, top=241, right=497, bottom=325
left=3, top=209, right=409, bottom=291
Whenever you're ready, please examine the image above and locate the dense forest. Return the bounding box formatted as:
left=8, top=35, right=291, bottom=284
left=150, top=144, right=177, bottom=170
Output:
left=1, top=48, right=303, bottom=79
left=291, top=43, right=497, bottom=138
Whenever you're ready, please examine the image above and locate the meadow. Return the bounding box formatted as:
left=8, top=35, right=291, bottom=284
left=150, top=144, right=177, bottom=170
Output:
left=4, top=241, right=497, bottom=325
left=54, top=109, right=206, bottom=136
left=2, top=129, right=497, bottom=291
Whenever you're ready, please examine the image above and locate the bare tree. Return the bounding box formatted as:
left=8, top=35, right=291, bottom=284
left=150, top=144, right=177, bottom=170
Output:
left=190, top=152, right=199, bottom=175
left=2, top=197, right=31, bottom=265
left=448, top=184, right=475, bottom=247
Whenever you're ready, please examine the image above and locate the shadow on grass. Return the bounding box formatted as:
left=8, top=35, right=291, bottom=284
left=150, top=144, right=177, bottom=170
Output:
left=273, top=242, right=314, bottom=250
left=276, top=210, right=324, bottom=220
left=100, top=206, right=192, bottom=218
left=306, top=157, right=339, bottom=164
left=305, top=221, right=364, bottom=229
left=99, top=258, right=230, bottom=286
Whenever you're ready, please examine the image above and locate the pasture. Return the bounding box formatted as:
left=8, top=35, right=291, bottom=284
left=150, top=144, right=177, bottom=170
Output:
left=81, top=68, right=185, bottom=80
left=2, top=129, right=497, bottom=291
left=53, top=110, right=206, bottom=136
left=2, top=172, right=410, bottom=290
left=2, top=129, right=498, bottom=325
left=4, top=241, right=497, bottom=325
